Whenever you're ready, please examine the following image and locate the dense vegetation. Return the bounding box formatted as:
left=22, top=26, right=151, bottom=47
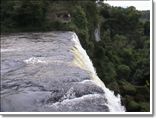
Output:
left=93, top=4, right=150, bottom=112
left=1, top=0, right=150, bottom=112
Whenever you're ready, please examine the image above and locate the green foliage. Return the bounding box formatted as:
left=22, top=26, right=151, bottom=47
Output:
left=1, top=0, right=18, bottom=32
left=100, top=8, right=110, bottom=18
left=1, top=0, right=47, bottom=32
left=107, top=81, right=120, bottom=95
left=71, top=6, right=89, bottom=47
left=94, top=45, right=105, bottom=59
left=95, top=3, right=150, bottom=112
left=113, top=34, right=127, bottom=49
left=71, top=6, right=88, bottom=30
left=103, top=62, right=117, bottom=84
left=135, top=86, right=150, bottom=100
left=140, top=10, right=150, bottom=22
left=117, top=65, right=131, bottom=80
left=127, top=100, right=140, bottom=112
left=16, top=0, right=46, bottom=27
left=139, top=102, right=150, bottom=112
left=82, top=1, right=99, bottom=41
left=118, top=80, right=136, bottom=96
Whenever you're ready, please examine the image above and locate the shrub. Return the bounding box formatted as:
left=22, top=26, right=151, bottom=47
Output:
left=139, top=102, right=150, bottom=112
left=107, top=81, right=120, bottom=95
left=117, top=64, right=131, bottom=80
left=71, top=6, right=88, bottom=30
left=127, top=100, right=140, bottom=112
left=118, top=80, right=136, bottom=96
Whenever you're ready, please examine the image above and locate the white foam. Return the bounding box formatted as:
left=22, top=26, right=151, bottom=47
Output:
left=24, top=57, right=47, bottom=64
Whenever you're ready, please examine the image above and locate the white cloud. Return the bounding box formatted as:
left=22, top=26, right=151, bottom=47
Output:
left=103, top=0, right=151, bottom=10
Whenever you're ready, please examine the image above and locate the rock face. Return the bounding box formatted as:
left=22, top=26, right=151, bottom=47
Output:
left=1, top=32, right=125, bottom=112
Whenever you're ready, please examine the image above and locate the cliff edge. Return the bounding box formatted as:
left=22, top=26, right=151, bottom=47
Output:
left=1, top=32, right=125, bottom=112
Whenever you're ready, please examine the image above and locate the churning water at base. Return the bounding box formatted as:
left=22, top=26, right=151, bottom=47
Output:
left=71, top=33, right=125, bottom=112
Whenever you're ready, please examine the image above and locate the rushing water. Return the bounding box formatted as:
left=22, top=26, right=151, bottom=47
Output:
left=71, top=33, right=125, bottom=112
left=1, top=32, right=125, bottom=112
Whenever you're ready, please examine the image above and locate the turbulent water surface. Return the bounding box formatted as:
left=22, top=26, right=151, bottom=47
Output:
left=1, top=32, right=125, bottom=112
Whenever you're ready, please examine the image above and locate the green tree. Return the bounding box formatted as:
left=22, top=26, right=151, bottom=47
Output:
left=117, top=64, right=131, bottom=80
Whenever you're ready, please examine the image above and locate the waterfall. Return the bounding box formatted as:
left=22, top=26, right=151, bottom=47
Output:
left=71, top=33, right=125, bottom=112
left=94, top=24, right=101, bottom=42
left=1, top=32, right=125, bottom=112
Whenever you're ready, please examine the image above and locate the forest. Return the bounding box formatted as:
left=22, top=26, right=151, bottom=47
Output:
left=1, top=0, right=150, bottom=112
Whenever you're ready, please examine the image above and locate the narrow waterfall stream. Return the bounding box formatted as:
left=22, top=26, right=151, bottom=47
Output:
left=94, top=24, right=101, bottom=42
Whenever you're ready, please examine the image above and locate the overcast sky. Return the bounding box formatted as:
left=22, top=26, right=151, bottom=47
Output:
left=103, top=0, right=151, bottom=10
